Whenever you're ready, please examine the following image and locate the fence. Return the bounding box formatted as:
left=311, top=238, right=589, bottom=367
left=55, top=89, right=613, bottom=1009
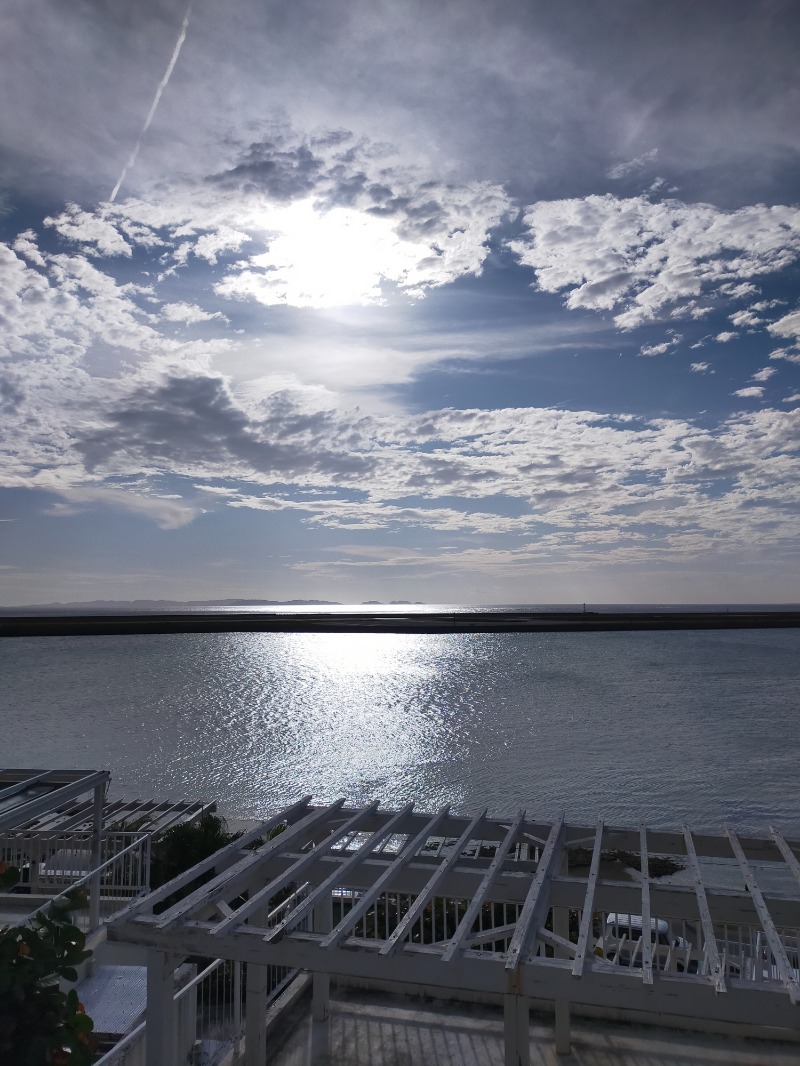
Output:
left=331, top=887, right=523, bottom=950
left=92, top=884, right=800, bottom=1064
left=9, top=833, right=152, bottom=933
left=331, top=885, right=800, bottom=989
left=95, top=883, right=309, bottom=1066
left=0, top=830, right=150, bottom=899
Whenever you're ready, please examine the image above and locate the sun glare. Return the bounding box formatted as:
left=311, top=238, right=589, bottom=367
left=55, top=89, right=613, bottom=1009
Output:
left=249, top=199, right=424, bottom=308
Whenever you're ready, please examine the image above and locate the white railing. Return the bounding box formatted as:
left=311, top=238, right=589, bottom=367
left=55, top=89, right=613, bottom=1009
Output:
left=10, top=834, right=151, bottom=933
left=95, top=884, right=309, bottom=1066
left=331, top=888, right=522, bottom=949
left=709, top=922, right=800, bottom=983
left=0, top=830, right=150, bottom=898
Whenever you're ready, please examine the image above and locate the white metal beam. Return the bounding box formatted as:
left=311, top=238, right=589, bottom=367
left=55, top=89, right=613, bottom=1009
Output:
left=504, top=815, right=565, bottom=972
left=321, top=805, right=451, bottom=949
left=111, top=914, right=800, bottom=1030
left=571, top=818, right=603, bottom=979
left=770, top=826, right=800, bottom=893
left=504, top=993, right=529, bottom=1066
left=443, top=810, right=527, bottom=963
left=726, top=825, right=800, bottom=1004
left=114, top=797, right=312, bottom=924
left=264, top=803, right=416, bottom=943
left=683, top=826, right=725, bottom=993
left=0, top=770, right=109, bottom=831
left=145, top=950, right=176, bottom=1066
left=0, top=770, right=53, bottom=802
left=639, top=825, right=653, bottom=986
left=155, top=798, right=338, bottom=927
left=210, top=801, right=380, bottom=938
left=380, top=808, right=488, bottom=957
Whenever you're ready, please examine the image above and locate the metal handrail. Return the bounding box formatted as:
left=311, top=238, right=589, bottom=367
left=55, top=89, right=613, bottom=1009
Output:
left=9, top=834, right=151, bottom=928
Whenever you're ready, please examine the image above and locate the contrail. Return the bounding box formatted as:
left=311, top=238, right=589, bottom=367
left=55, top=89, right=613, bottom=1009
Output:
left=109, top=2, right=192, bottom=203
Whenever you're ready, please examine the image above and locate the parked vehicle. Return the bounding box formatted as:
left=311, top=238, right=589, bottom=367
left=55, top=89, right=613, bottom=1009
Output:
left=598, top=912, right=695, bottom=972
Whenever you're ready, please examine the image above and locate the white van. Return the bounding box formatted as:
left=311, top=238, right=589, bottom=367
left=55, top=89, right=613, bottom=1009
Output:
left=599, top=912, right=693, bottom=971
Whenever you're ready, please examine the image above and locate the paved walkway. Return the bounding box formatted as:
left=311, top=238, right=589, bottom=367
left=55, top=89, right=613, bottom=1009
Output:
left=265, top=987, right=800, bottom=1066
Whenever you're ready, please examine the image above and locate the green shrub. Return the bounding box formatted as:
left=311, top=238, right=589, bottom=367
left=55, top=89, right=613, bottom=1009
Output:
left=0, top=864, right=94, bottom=1066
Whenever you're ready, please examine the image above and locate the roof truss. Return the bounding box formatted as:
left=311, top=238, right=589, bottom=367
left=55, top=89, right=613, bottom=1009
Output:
left=109, top=800, right=800, bottom=1031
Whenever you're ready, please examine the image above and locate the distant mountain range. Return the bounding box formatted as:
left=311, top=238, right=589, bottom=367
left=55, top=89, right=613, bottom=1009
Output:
left=0, top=598, right=426, bottom=612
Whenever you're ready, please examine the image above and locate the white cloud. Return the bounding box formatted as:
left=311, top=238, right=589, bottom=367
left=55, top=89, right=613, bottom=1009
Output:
left=45, top=486, right=200, bottom=529
left=3, top=306, right=799, bottom=567
left=12, top=230, right=47, bottom=268
left=510, top=195, right=800, bottom=329
left=215, top=200, right=429, bottom=308
left=770, top=348, right=800, bottom=365
left=690, top=362, right=711, bottom=373
left=45, top=133, right=512, bottom=312
left=44, top=204, right=132, bottom=258
left=161, top=303, right=228, bottom=325
left=638, top=342, right=670, bottom=357
left=719, top=282, right=759, bottom=299
left=751, top=367, right=776, bottom=383
left=729, top=308, right=762, bottom=328
left=211, top=178, right=509, bottom=308
left=715, top=331, right=738, bottom=343
left=768, top=308, right=800, bottom=346
left=732, top=386, right=764, bottom=399
left=783, top=393, right=800, bottom=404
left=606, top=150, right=658, bottom=180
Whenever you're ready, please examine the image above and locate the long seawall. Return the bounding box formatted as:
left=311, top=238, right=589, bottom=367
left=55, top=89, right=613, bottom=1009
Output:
left=2, top=609, right=800, bottom=637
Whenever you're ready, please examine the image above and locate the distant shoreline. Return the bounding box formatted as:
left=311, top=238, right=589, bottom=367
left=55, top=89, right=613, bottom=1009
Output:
left=2, top=608, right=800, bottom=638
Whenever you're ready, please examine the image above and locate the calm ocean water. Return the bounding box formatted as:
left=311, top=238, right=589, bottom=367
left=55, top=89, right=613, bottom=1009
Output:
left=2, top=626, right=799, bottom=834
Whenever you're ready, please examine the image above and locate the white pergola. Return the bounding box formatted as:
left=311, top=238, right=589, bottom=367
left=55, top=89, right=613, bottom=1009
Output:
left=108, top=799, right=800, bottom=1065
left=0, top=768, right=213, bottom=834
left=0, top=768, right=110, bottom=832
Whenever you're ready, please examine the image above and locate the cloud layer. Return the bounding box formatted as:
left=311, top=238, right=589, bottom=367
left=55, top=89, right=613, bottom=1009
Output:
left=511, top=195, right=800, bottom=328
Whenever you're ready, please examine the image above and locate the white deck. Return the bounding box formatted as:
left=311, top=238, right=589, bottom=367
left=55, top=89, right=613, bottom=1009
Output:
left=265, top=987, right=800, bottom=1066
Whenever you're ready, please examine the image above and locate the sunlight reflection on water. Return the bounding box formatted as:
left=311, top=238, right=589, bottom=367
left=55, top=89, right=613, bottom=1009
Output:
left=2, top=628, right=800, bottom=832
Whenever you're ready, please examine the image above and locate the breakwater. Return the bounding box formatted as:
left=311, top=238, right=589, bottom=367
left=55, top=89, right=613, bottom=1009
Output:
left=2, top=608, right=800, bottom=638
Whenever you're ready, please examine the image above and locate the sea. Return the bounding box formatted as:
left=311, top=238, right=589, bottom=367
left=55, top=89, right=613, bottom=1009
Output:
left=2, top=605, right=799, bottom=835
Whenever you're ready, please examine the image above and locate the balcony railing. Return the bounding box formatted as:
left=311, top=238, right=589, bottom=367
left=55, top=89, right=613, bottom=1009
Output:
left=5, top=832, right=151, bottom=933
left=94, top=883, right=309, bottom=1066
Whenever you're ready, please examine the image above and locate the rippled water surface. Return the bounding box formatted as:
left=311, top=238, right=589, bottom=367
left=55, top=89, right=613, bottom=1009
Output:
left=2, top=628, right=798, bottom=832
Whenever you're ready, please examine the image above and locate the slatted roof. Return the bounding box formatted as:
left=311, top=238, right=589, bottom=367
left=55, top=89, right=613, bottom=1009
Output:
left=0, top=768, right=109, bottom=831
left=21, top=796, right=216, bottom=834
left=0, top=769, right=215, bottom=833
left=109, top=799, right=800, bottom=1033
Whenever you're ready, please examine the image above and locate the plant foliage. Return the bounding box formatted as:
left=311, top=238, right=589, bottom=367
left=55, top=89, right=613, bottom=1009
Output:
left=0, top=863, right=94, bottom=1066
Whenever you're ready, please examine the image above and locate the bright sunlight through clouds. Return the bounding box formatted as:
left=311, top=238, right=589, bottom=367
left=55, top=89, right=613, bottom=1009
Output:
left=1, top=0, right=799, bottom=606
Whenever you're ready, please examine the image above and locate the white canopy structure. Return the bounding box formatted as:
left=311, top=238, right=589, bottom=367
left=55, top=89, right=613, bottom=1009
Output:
left=108, top=799, right=800, bottom=1065
left=0, top=768, right=110, bottom=832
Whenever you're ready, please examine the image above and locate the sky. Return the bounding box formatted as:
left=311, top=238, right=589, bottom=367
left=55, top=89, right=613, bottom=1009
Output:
left=1, top=0, right=800, bottom=606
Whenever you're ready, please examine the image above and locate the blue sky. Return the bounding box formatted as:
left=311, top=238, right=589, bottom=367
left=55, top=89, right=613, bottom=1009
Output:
left=1, top=0, right=799, bottom=606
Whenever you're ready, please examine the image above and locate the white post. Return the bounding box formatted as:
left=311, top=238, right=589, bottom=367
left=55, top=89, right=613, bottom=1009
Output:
left=146, top=950, right=177, bottom=1066
left=233, top=959, right=243, bottom=1058
left=553, top=850, right=571, bottom=1055
left=144, top=832, right=152, bottom=892
left=245, top=957, right=269, bottom=1066
left=504, top=994, right=529, bottom=1066
left=312, top=895, right=333, bottom=1022
left=246, top=899, right=277, bottom=1066
left=310, top=893, right=333, bottom=1064
left=89, top=783, right=104, bottom=931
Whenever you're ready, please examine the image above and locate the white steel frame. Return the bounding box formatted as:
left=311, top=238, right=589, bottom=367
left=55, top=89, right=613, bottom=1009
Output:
left=108, top=799, right=800, bottom=1065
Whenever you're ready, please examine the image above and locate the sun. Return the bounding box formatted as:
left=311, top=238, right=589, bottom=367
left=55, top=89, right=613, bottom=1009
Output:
left=243, top=198, right=425, bottom=308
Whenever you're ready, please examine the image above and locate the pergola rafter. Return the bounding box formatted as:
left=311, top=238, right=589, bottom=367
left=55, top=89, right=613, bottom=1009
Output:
left=108, top=800, right=800, bottom=1066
